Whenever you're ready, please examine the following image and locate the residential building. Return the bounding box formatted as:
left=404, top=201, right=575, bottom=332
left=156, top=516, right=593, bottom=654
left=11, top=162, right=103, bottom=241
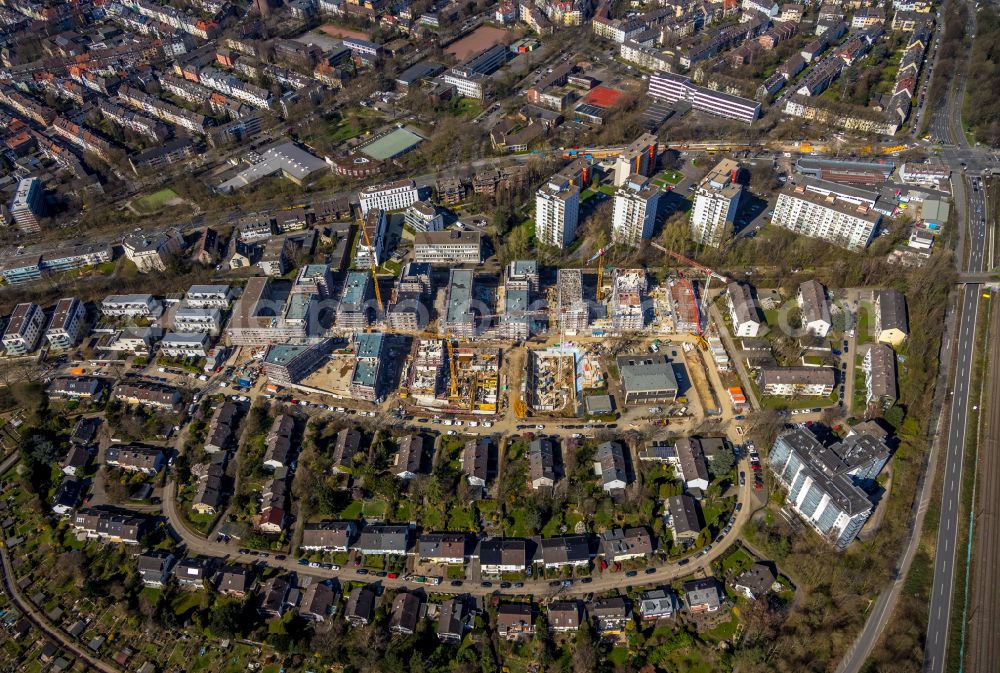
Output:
left=666, top=494, right=702, bottom=544
left=674, top=437, right=710, bottom=492
left=599, top=527, right=654, bottom=561
left=616, top=354, right=679, bottom=404
left=864, top=343, right=897, bottom=408
left=535, top=176, right=580, bottom=249
left=349, top=332, right=387, bottom=402
left=358, top=179, right=420, bottom=216
left=205, top=402, right=239, bottom=453
left=160, top=332, right=212, bottom=357
left=353, top=524, right=410, bottom=556
left=45, top=298, right=85, bottom=350
left=768, top=425, right=890, bottom=548
left=413, top=230, right=483, bottom=264
left=299, top=581, right=337, bottom=621
left=684, top=578, right=723, bottom=613
left=112, top=381, right=181, bottom=409
left=9, top=177, right=43, bottom=234
left=72, top=508, right=146, bottom=544
left=389, top=592, right=422, bottom=635
left=759, top=366, right=835, bottom=396
left=734, top=563, right=777, bottom=600
left=639, top=589, right=679, bottom=620
left=613, top=133, right=659, bottom=186
left=610, top=269, right=648, bottom=332
left=137, top=552, right=175, bottom=587
left=355, top=208, right=387, bottom=269
left=391, top=434, right=424, bottom=480
left=186, top=285, right=233, bottom=309
left=174, top=557, right=214, bottom=588
left=405, top=201, right=444, bottom=232
left=438, top=598, right=469, bottom=643
left=874, top=289, right=908, bottom=346
left=898, top=162, right=951, bottom=187
left=797, top=280, right=832, bottom=337
left=122, top=229, right=184, bottom=272
left=106, top=446, right=165, bottom=475
left=62, top=445, right=91, bottom=476
left=337, top=272, right=374, bottom=330
left=592, top=597, right=631, bottom=635
left=52, top=476, right=82, bottom=515
left=528, top=437, right=557, bottom=489
left=258, top=575, right=293, bottom=617
left=478, top=538, right=529, bottom=575
left=301, top=521, right=357, bottom=552
left=772, top=185, right=881, bottom=250
left=48, top=377, right=102, bottom=401
left=462, top=436, right=492, bottom=487
left=691, top=160, right=742, bottom=247
left=613, top=175, right=660, bottom=246
left=101, top=294, right=163, bottom=319
left=264, top=414, right=294, bottom=471
left=727, top=282, right=764, bottom=337
left=217, top=566, right=253, bottom=597
left=331, top=427, right=362, bottom=474
left=557, top=269, right=589, bottom=335
left=2, top=303, right=44, bottom=355
left=263, top=341, right=331, bottom=387
left=594, top=441, right=629, bottom=492
left=442, top=269, right=479, bottom=339
left=548, top=601, right=581, bottom=632
left=418, top=533, right=467, bottom=564
left=497, top=603, right=535, bottom=640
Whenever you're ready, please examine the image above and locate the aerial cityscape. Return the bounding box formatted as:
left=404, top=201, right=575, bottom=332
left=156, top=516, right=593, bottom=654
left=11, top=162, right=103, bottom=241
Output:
left=0, top=0, right=995, bottom=671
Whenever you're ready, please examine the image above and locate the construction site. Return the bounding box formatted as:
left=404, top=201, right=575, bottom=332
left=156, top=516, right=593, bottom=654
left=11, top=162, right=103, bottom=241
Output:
left=525, top=348, right=578, bottom=415
left=402, top=337, right=500, bottom=414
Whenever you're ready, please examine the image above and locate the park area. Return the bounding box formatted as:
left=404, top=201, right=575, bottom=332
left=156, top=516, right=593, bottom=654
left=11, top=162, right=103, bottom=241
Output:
left=131, top=188, right=184, bottom=215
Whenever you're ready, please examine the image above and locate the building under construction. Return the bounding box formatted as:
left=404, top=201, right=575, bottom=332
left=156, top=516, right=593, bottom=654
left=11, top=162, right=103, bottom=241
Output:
left=609, top=269, right=647, bottom=332
left=669, top=277, right=699, bottom=333
left=441, top=269, right=478, bottom=339
left=405, top=337, right=446, bottom=406
left=526, top=349, right=577, bottom=414
left=403, top=337, right=500, bottom=413
left=557, top=269, right=589, bottom=336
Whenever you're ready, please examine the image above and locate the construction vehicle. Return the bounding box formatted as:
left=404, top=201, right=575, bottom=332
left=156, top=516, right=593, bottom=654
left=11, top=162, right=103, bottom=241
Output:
left=586, top=247, right=607, bottom=300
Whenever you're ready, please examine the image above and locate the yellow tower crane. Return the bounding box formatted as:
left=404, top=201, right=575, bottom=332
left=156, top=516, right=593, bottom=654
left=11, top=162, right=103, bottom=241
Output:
left=358, top=219, right=383, bottom=315
left=445, top=332, right=459, bottom=399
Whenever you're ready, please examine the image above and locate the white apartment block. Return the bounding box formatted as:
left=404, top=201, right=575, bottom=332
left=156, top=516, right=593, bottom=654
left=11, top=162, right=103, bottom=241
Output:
left=772, top=187, right=881, bottom=250
left=160, top=332, right=211, bottom=358
left=612, top=175, right=660, bottom=246
left=45, top=297, right=86, bottom=350
left=358, top=180, right=420, bottom=216
left=727, top=282, right=763, bottom=337
left=691, top=159, right=742, bottom=248
left=535, top=178, right=580, bottom=249
left=185, top=284, right=233, bottom=309
left=405, top=201, right=444, bottom=232
left=172, top=306, right=223, bottom=334
left=797, top=279, right=832, bottom=338
left=101, top=294, right=163, bottom=319
left=2, top=303, right=45, bottom=356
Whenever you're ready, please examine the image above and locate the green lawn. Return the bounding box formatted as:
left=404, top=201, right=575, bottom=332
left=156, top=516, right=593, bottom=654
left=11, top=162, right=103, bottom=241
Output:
left=718, top=546, right=753, bottom=576
left=329, top=120, right=362, bottom=142
left=133, top=188, right=179, bottom=214
left=654, top=169, right=684, bottom=185
left=703, top=615, right=740, bottom=642
left=856, top=301, right=873, bottom=344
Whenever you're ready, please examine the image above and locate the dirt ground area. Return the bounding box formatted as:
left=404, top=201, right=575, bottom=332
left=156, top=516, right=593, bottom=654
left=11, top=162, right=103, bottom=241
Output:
left=446, top=26, right=511, bottom=60
left=319, top=23, right=370, bottom=41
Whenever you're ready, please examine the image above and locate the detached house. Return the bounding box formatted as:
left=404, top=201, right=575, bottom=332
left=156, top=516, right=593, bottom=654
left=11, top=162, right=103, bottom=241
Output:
left=497, top=602, right=535, bottom=640
left=684, top=578, right=723, bottom=613
left=137, top=552, right=175, bottom=587
left=548, top=601, right=581, bottom=632
left=599, top=527, right=654, bottom=562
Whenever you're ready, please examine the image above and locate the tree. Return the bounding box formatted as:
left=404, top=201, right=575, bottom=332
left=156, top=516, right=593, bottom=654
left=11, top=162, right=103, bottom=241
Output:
left=209, top=600, right=247, bottom=637
left=572, top=620, right=599, bottom=673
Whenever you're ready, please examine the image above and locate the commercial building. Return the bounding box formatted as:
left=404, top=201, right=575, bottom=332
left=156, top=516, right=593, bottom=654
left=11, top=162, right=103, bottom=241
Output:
left=45, top=298, right=86, bottom=350
left=217, top=143, right=327, bottom=192
left=769, top=425, right=890, bottom=548
left=648, top=72, right=761, bottom=123
left=772, top=185, right=881, bottom=250
left=556, top=269, right=588, bottom=335
left=358, top=179, right=420, bottom=216
left=413, top=230, right=483, bottom=264
left=9, top=177, right=43, bottom=234
left=691, top=160, right=742, bottom=247
left=612, top=175, right=660, bottom=245
left=535, top=176, right=580, bottom=249
left=616, top=353, right=678, bottom=404
left=727, top=282, right=764, bottom=337
left=758, top=366, right=835, bottom=396
left=2, top=303, right=44, bottom=355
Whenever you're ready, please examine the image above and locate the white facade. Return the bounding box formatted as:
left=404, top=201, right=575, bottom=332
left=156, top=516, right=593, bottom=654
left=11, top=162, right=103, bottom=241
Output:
left=691, top=160, right=742, bottom=248
left=358, top=180, right=420, bottom=216
left=772, top=188, right=880, bottom=250
left=535, top=179, right=580, bottom=249
left=45, top=297, right=86, bottom=350
left=160, top=332, right=211, bottom=357
left=172, top=306, right=223, bottom=334
left=185, top=284, right=233, bottom=308
left=612, top=175, right=660, bottom=246
left=101, top=294, right=163, bottom=318
left=2, top=303, right=45, bottom=355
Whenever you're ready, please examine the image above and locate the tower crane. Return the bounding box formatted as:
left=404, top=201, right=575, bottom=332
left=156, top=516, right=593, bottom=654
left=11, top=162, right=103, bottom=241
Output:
left=358, top=219, right=383, bottom=316
left=586, top=247, right=607, bottom=300
left=651, top=242, right=728, bottom=348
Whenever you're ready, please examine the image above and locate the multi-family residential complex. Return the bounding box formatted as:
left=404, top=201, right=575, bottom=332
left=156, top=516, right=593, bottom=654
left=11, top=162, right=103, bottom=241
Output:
left=122, top=229, right=184, bottom=273
left=612, top=175, right=660, bottom=246
left=405, top=201, right=444, bottom=232
left=349, top=332, right=387, bottom=402
left=768, top=426, right=889, bottom=549
left=2, top=303, right=45, bottom=355
left=45, top=298, right=86, bottom=350
left=535, top=176, right=580, bottom=249
left=101, top=294, right=163, bottom=319
left=610, top=269, right=647, bottom=332
left=758, top=366, right=835, bottom=396
left=797, top=279, right=832, bottom=337
left=772, top=185, right=881, bottom=250
left=355, top=208, right=388, bottom=269
left=9, top=177, right=43, bottom=234
left=556, top=269, right=589, bottom=336
left=337, top=272, right=375, bottom=330
left=358, top=180, right=420, bottom=216
left=863, top=343, right=898, bottom=408
left=227, top=277, right=314, bottom=346
left=726, top=282, right=763, bottom=337
left=691, top=160, right=743, bottom=248
left=612, top=133, right=659, bottom=187
left=442, top=269, right=478, bottom=339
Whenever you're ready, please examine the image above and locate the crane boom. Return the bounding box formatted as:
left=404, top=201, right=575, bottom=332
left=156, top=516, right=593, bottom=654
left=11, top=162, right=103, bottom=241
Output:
left=650, top=242, right=727, bottom=282
left=587, top=247, right=606, bottom=300
left=359, top=222, right=383, bottom=314
left=445, top=332, right=459, bottom=399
